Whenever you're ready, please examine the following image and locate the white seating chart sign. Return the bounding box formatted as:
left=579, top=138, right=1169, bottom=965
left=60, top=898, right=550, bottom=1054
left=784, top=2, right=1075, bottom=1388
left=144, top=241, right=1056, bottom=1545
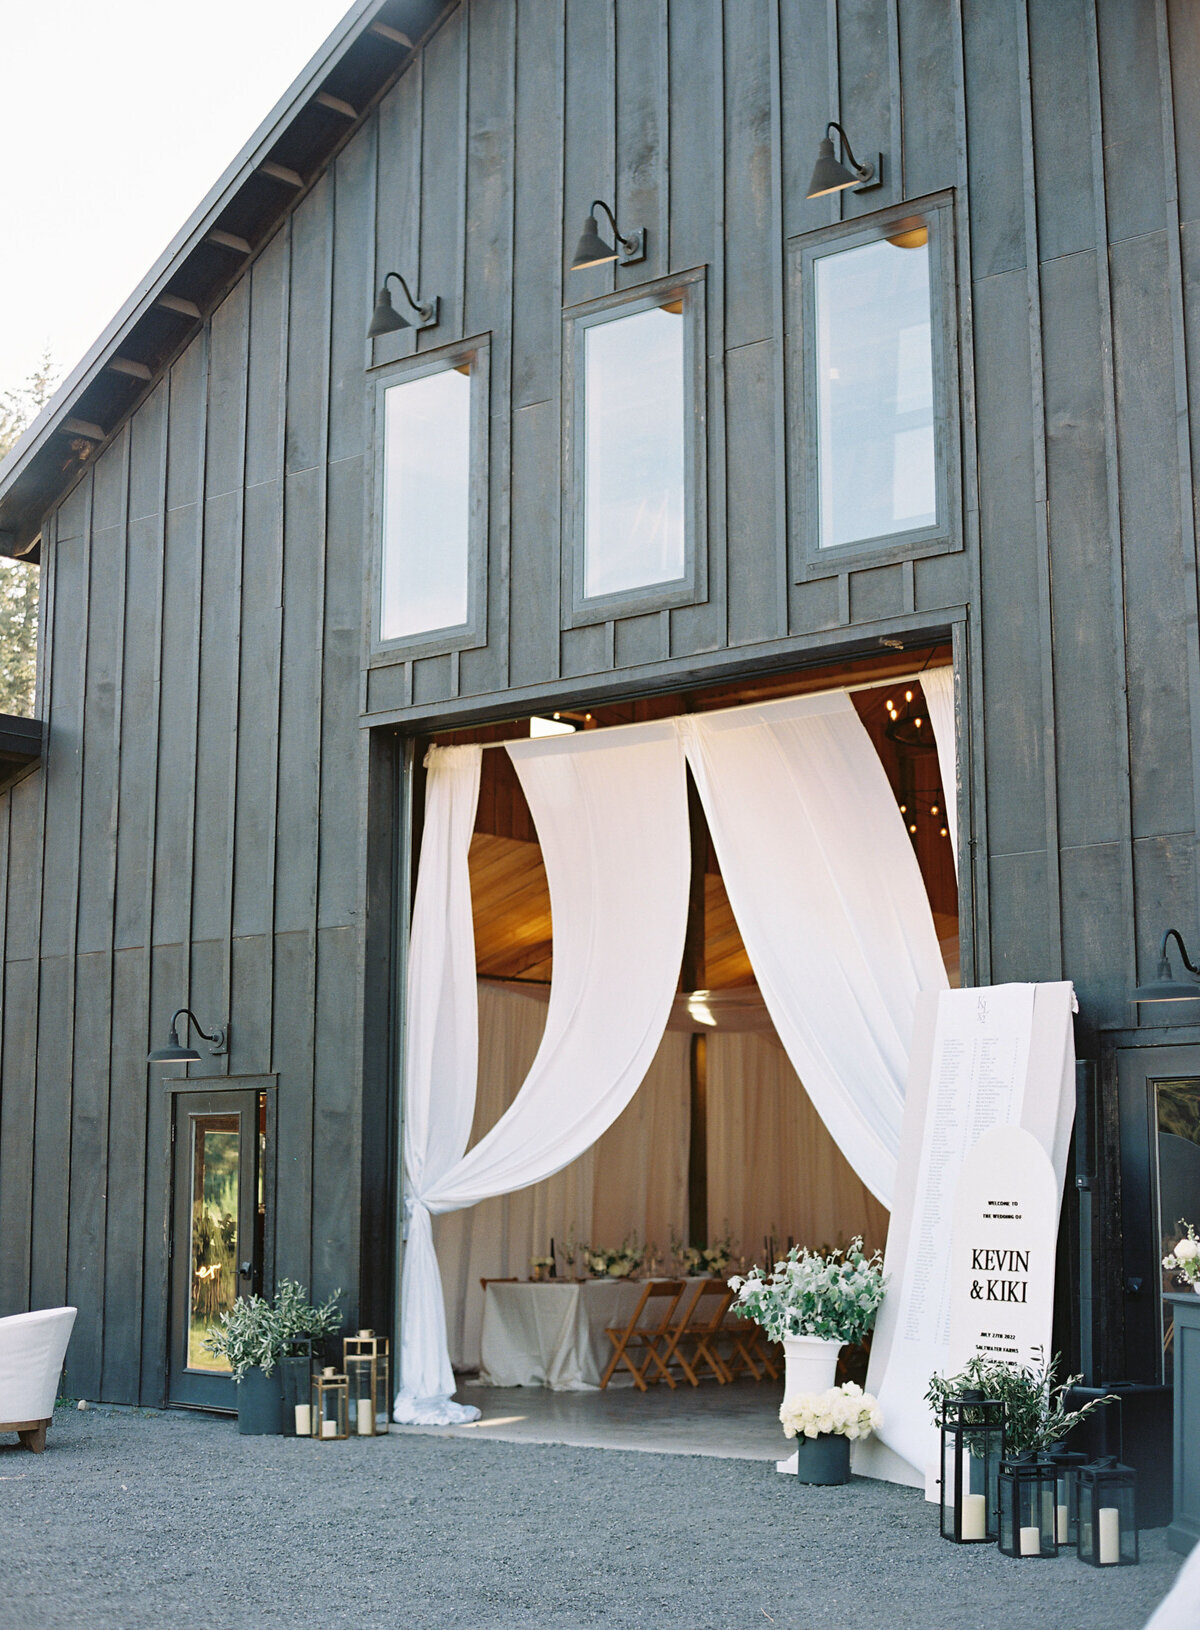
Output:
left=855, top=982, right=1076, bottom=1490
left=948, top=1125, right=1058, bottom=1373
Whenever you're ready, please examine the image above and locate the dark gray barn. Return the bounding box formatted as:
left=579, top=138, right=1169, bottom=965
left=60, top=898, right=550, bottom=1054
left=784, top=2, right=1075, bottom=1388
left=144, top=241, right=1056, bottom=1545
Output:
left=1, top=0, right=1198, bottom=1413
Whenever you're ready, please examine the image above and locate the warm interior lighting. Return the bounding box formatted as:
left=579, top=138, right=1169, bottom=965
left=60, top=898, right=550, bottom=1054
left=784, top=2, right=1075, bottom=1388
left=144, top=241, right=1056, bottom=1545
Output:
left=885, top=216, right=929, bottom=250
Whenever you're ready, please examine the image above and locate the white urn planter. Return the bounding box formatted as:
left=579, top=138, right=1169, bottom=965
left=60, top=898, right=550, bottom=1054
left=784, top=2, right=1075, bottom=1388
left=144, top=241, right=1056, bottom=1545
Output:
left=781, top=1334, right=843, bottom=1401
left=776, top=1335, right=843, bottom=1475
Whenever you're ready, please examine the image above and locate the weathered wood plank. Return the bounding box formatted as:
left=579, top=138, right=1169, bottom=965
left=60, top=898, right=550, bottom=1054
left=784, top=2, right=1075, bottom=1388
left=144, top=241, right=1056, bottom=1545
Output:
left=65, top=950, right=113, bottom=1397
left=961, top=0, right=1025, bottom=279
left=100, top=945, right=149, bottom=1402
left=1109, top=233, right=1192, bottom=840
left=721, top=0, right=773, bottom=350
left=1027, top=0, right=1095, bottom=263
left=723, top=339, right=778, bottom=646
left=0, top=949, right=36, bottom=1315
left=1095, top=0, right=1166, bottom=243
left=416, top=2, right=466, bottom=350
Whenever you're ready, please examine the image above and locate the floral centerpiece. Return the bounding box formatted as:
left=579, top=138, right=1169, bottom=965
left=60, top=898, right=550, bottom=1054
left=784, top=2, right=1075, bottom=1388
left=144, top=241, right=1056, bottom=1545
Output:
left=529, top=1255, right=554, bottom=1281
left=671, top=1228, right=735, bottom=1279
left=730, top=1237, right=886, bottom=1347
left=781, top=1382, right=882, bottom=1442
left=583, top=1237, right=645, bottom=1278
left=1163, top=1220, right=1200, bottom=1289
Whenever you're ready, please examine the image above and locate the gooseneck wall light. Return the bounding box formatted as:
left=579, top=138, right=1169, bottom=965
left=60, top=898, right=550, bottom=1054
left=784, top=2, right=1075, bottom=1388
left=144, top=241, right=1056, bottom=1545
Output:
left=806, top=121, right=882, bottom=198
left=148, top=1008, right=229, bottom=1064
left=367, top=271, right=439, bottom=338
left=570, top=200, right=645, bottom=270
left=1130, top=927, right=1200, bottom=1007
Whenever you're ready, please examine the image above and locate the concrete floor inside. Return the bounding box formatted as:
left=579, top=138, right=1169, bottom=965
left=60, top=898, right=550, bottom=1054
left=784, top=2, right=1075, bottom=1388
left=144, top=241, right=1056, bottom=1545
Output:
left=392, top=1374, right=791, bottom=1460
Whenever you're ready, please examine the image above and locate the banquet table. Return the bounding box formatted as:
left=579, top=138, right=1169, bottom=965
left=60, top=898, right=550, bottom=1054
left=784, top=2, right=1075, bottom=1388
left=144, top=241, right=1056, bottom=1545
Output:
left=479, top=1278, right=701, bottom=1391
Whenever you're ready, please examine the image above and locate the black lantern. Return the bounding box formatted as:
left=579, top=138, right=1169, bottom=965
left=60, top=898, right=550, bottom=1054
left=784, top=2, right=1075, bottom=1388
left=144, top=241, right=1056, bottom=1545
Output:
left=997, top=1452, right=1058, bottom=1558
left=940, top=1390, right=1005, bottom=1542
left=1077, top=1457, right=1139, bottom=1566
left=1045, top=1442, right=1089, bottom=1547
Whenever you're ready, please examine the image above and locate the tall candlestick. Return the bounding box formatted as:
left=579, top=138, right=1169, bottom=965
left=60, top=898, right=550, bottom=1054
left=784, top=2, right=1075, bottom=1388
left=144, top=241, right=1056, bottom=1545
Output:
left=1056, top=1504, right=1069, bottom=1545
left=294, top=1404, right=311, bottom=1436
left=1098, top=1507, right=1121, bottom=1565
left=1019, top=1525, right=1041, bottom=1557
left=357, top=1399, right=373, bottom=1435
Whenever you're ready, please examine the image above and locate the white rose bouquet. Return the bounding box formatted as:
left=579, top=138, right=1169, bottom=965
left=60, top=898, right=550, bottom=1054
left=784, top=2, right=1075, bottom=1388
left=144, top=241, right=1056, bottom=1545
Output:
left=729, top=1237, right=886, bottom=1346
left=1163, top=1220, right=1200, bottom=1286
left=780, top=1382, right=882, bottom=1442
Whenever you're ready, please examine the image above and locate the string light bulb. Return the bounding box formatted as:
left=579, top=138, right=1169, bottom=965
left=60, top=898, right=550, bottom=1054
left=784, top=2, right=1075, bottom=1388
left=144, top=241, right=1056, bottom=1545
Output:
left=905, top=690, right=913, bottom=702
left=909, top=823, right=918, bottom=834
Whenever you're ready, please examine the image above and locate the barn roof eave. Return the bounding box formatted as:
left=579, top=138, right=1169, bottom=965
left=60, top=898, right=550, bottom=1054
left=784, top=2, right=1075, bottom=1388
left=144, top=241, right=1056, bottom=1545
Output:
left=0, top=0, right=449, bottom=561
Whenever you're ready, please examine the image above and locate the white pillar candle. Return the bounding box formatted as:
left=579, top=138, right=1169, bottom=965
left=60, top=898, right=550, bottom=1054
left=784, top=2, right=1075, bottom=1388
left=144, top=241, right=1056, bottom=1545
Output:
left=1098, top=1506, right=1121, bottom=1565
left=961, top=1494, right=987, bottom=1540
left=1019, top=1525, right=1041, bottom=1557
left=294, top=1404, right=311, bottom=1436
left=321, top=1418, right=337, bottom=1438
left=1056, top=1504, right=1070, bottom=1544
left=357, top=1400, right=373, bottom=1435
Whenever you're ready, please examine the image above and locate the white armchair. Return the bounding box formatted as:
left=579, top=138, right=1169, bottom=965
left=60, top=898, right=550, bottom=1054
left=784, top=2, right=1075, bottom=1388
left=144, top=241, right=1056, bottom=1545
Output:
left=0, top=1307, right=77, bottom=1451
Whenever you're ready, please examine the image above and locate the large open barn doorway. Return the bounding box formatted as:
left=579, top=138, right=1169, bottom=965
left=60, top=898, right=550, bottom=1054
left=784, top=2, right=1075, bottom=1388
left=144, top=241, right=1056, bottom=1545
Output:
left=402, top=647, right=958, bottom=1457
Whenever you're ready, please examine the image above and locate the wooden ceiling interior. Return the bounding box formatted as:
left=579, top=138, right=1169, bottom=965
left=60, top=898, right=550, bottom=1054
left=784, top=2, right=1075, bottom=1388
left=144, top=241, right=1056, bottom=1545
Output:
left=460, top=646, right=959, bottom=990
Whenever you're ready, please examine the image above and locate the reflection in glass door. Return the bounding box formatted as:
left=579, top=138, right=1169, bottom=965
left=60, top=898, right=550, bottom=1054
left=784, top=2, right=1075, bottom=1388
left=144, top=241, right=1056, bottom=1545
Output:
left=169, top=1089, right=262, bottom=1410
left=1153, top=1077, right=1200, bottom=1382
left=188, top=1114, right=240, bottom=1372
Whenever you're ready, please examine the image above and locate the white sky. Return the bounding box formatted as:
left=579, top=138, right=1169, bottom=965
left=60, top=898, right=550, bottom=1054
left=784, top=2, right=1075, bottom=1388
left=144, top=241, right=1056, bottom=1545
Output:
left=0, top=0, right=354, bottom=397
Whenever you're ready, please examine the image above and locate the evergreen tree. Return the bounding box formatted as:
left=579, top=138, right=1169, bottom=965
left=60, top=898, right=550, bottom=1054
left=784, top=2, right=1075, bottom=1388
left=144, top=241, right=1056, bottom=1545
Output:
left=0, top=352, right=56, bottom=717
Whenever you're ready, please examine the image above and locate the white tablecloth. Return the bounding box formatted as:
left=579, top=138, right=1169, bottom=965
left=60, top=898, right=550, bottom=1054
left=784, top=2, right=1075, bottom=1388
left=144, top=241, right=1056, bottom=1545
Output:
left=478, top=1279, right=656, bottom=1391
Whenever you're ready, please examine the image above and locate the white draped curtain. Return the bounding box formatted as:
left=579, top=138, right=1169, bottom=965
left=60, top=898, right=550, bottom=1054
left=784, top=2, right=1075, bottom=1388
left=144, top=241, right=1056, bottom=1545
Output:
left=679, top=693, right=948, bottom=1206
left=398, top=689, right=949, bottom=1416
left=396, top=724, right=691, bottom=1423
left=921, top=665, right=958, bottom=873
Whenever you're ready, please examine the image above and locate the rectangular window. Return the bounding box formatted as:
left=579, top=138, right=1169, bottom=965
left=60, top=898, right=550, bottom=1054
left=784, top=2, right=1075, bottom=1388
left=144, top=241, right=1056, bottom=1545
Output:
left=583, top=304, right=685, bottom=599
left=792, top=201, right=958, bottom=576
left=564, top=274, right=705, bottom=624
left=380, top=366, right=472, bottom=642
left=372, top=342, right=488, bottom=659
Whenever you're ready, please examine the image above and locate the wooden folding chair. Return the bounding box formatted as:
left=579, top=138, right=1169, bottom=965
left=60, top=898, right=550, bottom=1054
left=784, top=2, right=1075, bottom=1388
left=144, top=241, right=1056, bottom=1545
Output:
left=599, top=1279, right=685, bottom=1391
left=646, top=1279, right=734, bottom=1387
left=723, top=1316, right=780, bottom=1382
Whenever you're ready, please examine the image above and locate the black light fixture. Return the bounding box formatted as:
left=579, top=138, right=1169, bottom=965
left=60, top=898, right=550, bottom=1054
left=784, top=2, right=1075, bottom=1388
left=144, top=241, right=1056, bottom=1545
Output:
left=367, top=271, right=438, bottom=338
left=1130, top=927, right=1200, bottom=1007
left=806, top=121, right=881, bottom=198
left=148, top=1008, right=228, bottom=1065
left=570, top=199, right=645, bottom=270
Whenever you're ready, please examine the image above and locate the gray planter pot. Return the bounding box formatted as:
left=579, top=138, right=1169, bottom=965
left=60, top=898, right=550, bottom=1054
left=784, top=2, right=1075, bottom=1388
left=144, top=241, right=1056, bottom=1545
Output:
left=236, top=1366, right=283, bottom=1435
left=793, top=1433, right=851, bottom=1485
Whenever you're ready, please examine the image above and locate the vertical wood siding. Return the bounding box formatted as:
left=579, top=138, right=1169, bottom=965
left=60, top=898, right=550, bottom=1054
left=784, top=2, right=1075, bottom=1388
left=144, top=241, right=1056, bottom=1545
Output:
left=0, top=0, right=1198, bottom=1401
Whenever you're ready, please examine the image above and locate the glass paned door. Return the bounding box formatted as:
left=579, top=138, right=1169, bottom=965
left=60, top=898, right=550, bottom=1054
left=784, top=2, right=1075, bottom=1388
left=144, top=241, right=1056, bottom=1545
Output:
left=169, top=1090, right=262, bottom=1410
left=1153, top=1077, right=1200, bottom=1381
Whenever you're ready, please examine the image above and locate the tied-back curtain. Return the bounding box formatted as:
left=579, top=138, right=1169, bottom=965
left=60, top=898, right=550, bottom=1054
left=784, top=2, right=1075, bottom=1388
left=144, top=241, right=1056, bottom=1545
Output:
left=921, top=665, right=958, bottom=873
left=678, top=692, right=948, bottom=1207
left=396, top=723, right=691, bottom=1424
left=395, top=746, right=484, bottom=1423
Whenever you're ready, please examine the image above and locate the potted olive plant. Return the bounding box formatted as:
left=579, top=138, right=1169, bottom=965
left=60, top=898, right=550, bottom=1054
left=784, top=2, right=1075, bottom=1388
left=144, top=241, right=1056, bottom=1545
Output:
left=205, top=1279, right=342, bottom=1435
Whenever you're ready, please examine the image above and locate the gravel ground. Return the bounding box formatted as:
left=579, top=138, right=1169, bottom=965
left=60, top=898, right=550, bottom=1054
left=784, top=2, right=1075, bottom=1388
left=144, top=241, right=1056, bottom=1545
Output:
left=0, top=1406, right=1183, bottom=1630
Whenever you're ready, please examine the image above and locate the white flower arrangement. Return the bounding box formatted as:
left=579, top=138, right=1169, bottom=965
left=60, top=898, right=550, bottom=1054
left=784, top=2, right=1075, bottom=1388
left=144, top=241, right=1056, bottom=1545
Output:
left=583, top=1237, right=645, bottom=1278
left=1163, top=1220, right=1200, bottom=1285
left=730, top=1238, right=886, bottom=1346
left=670, top=1228, right=735, bottom=1279
left=780, top=1382, right=882, bottom=1442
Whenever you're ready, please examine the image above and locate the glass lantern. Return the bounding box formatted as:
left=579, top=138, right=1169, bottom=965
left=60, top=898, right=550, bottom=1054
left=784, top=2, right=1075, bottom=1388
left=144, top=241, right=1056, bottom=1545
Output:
left=311, top=1366, right=349, bottom=1441
left=1077, top=1457, right=1139, bottom=1566
left=998, top=1453, right=1058, bottom=1558
left=1044, top=1443, right=1088, bottom=1547
left=940, top=1391, right=1005, bottom=1543
left=344, top=1329, right=390, bottom=1434
left=280, top=1338, right=314, bottom=1438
